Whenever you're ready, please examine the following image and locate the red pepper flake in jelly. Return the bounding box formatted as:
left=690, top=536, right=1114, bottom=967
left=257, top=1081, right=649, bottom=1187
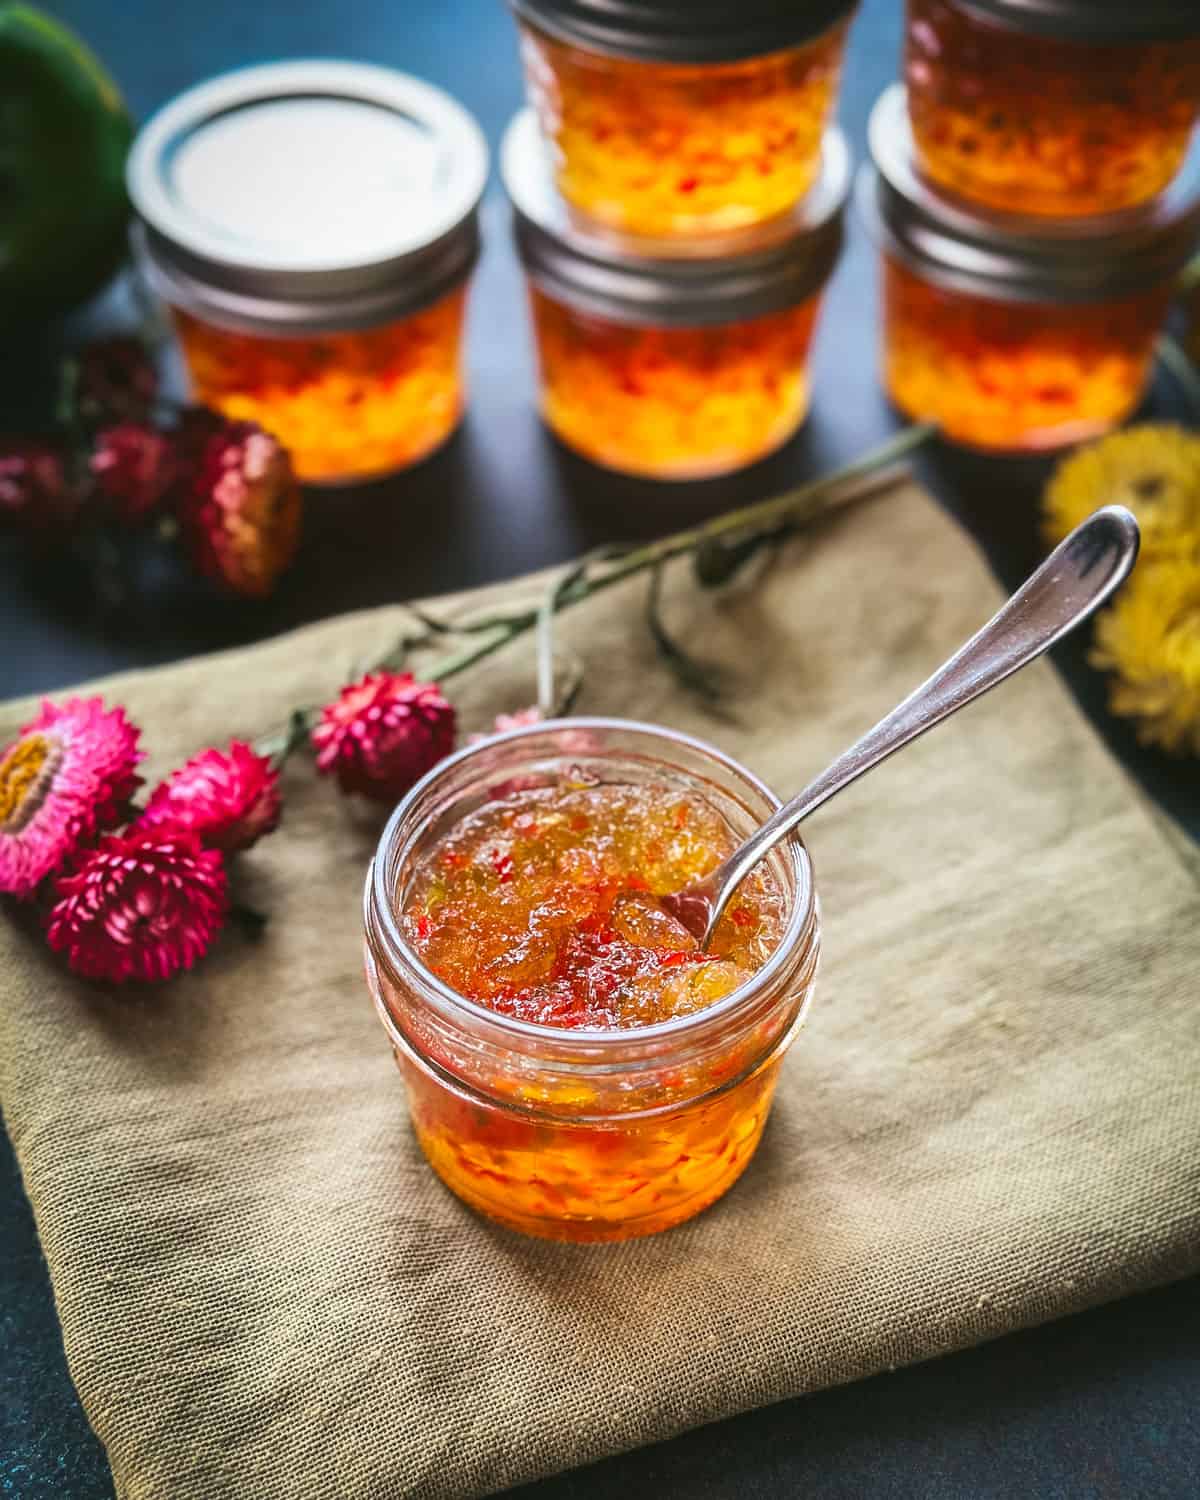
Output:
left=402, top=782, right=783, bottom=1029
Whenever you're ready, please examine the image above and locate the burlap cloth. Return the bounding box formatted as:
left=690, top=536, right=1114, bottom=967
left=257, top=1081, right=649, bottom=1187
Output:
left=1, top=484, right=1198, bottom=1500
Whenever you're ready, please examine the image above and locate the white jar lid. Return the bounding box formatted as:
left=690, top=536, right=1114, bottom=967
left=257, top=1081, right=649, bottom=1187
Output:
left=127, top=60, right=489, bottom=333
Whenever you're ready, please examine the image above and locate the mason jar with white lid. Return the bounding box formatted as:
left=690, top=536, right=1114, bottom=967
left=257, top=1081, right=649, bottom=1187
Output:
left=127, top=61, right=489, bottom=484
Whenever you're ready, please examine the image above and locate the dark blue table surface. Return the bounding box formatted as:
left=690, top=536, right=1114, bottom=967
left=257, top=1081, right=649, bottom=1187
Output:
left=3, top=2, right=1198, bottom=1496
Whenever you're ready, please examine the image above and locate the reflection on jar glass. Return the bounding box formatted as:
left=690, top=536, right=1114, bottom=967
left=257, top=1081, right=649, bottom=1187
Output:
left=171, top=288, right=469, bottom=484
left=127, top=61, right=487, bottom=485
left=881, top=259, right=1171, bottom=452
left=860, top=86, right=1200, bottom=453
left=904, top=0, right=1200, bottom=218
left=502, top=108, right=848, bottom=480
left=518, top=16, right=853, bottom=236
left=529, top=287, right=822, bottom=478
left=363, top=720, right=819, bottom=1242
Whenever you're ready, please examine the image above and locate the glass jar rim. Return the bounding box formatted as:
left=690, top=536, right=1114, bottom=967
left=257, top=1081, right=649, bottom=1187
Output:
left=127, top=60, right=487, bottom=335
left=511, top=0, right=857, bottom=62
left=503, top=109, right=849, bottom=325
left=859, top=86, right=1200, bottom=304
left=953, top=0, right=1200, bottom=43
left=365, top=716, right=818, bottom=1062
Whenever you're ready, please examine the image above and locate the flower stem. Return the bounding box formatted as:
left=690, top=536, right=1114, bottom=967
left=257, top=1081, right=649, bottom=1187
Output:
left=255, top=707, right=315, bottom=769
left=259, top=422, right=934, bottom=753
left=424, top=422, right=935, bottom=683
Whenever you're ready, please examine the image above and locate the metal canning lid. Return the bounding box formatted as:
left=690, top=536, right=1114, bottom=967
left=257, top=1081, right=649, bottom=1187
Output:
left=954, top=0, right=1200, bottom=43
left=501, top=109, right=849, bottom=327
left=859, top=86, right=1200, bottom=305
left=127, top=61, right=489, bottom=335
left=509, top=0, right=858, bottom=63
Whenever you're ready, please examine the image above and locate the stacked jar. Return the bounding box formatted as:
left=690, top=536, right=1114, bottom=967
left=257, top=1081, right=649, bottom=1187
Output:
left=860, top=2, right=1200, bottom=453
left=128, top=63, right=488, bottom=485
left=501, top=0, right=860, bottom=479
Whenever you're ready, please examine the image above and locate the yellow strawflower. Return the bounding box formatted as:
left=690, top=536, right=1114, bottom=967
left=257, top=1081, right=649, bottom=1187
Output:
left=1043, top=425, right=1200, bottom=563
left=1091, top=558, right=1200, bottom=756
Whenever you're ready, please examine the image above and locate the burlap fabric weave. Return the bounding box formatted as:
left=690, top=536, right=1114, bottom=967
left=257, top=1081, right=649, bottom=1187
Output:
left=1, top=484, right=1197, bottom=1500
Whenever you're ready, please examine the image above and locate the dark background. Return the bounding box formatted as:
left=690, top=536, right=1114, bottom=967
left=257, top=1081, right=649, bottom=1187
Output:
left=2, top=1, right=1198, bottom=1496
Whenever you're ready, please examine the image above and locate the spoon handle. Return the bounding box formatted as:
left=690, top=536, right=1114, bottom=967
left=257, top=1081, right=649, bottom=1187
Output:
left=696, top=505, right=1140, bottom=940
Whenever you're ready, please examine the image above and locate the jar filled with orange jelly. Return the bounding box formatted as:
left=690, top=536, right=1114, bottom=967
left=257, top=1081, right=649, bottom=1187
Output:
left=509, top=0, right=858, bottom=236
left=363, top=720, right=819, bottom=1243
left=860, top=88, right=1200, bottom=454
left=904, top=0, right=1200, bottom=218
left=127, top=62, right=488, bottom=484
left=502, top=110, right=849, bottom=479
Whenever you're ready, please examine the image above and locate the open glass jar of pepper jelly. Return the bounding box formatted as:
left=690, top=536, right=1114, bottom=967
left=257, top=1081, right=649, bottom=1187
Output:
left=127, top=62, right=488, bottom=484
left=904, top=0, right=1200, bottom=218
left=363, top=720, right=819, bottom=1243
left=860, top=87, right=1200, bottom=454
left=509, top=0, right=858, bottom=237
left=502, top=109, right=848, bottom=479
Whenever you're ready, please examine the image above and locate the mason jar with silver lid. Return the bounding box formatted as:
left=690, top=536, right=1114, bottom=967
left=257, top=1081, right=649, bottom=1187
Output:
left=128, top=61, right=488, bottom=485
left=859, top=86, right=1200, bottom=454
left=508, top=0, right=858, bottom=238
left=503, top=108, right=849, bottom=480
left=904, top=0, right=1200, bottom=217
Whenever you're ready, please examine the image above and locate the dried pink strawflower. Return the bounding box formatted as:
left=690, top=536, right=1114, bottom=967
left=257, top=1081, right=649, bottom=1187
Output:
left=312, top=671, right=456, bottom=802
left=469, top=705, right=543, bottom=745
left=46, top=828, right=227, bottom=983
left=0, top=440, right=76, bottom=538
left=91, top=423, right=177, bottom=524
left=139, top=740, right=281, bottom=852
left=0, top=698, right=143, bottom=898
left=178, top=418, right=301, bottom=598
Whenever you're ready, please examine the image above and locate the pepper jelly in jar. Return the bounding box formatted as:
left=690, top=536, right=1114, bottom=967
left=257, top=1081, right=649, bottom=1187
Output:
left=502, top=109, right=848, bottom=479
left=905, top=0, right=1200, bottom=218
left=509, top=0, right=857, bottom=237
left=859, top=88, right=1200, bottom=454
left=364, top=720, right=820, bottom=1243
left=127, top=62, right=488, bottom=484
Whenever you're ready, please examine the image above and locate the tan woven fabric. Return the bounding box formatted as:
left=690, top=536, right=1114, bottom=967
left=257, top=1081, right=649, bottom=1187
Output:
left=1, top=484, right=1197, bottom=1500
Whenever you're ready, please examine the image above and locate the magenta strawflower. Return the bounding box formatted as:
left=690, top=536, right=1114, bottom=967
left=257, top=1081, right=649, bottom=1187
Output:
left=46, top=829, right=228, bottom=983
left=178, top=418, right=302, bottom=598
left=468, top=705, right=543, bottom=746
left=0, top=698, right=143, bottom=898
left=140, top=740, right=281, bottom=852
left=90, top=423, right=177, bottom=524
left=0, top=440, right=77, bottom=538
left=312, top=671, right=456, bottom=802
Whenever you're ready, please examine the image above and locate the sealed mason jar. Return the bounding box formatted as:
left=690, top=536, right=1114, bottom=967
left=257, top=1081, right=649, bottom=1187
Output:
left=904, top=0, right=1200, bottom=218
left=860, top=88, right=1200, bottom=454
left=363, top=720, right=819, bottom=1243
left=127, top=62, right=488, bottom=484
left=502, top=110, right=848, bottom=479
left=509, top=0, right=857, bottom=236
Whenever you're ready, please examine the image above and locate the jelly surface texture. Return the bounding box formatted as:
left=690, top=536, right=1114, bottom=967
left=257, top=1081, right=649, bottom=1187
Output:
left=519, top=20, right=850, bottom=236
left=530, top=288, right=821, bottom=478
left=173, top=286, right=468, bottom=484
left=881, top=258, right=1169, bottom=452
left=402, top=782, right=783, bottom=1028
left=905, top=0, right=1200, bottom=217
left=384, top=776, right=806, bottom=1241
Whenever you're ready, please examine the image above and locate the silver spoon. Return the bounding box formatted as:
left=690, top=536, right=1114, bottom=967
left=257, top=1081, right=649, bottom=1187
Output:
left=662, top=505, right=1140, bottom=948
